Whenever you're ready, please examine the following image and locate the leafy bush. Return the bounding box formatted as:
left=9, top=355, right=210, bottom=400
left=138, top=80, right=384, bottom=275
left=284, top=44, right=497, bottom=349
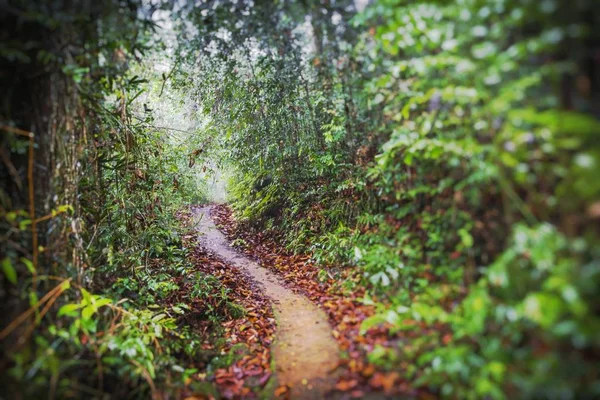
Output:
left=194, top=0, right=600, bottom=397
left=0, top=1, right=238, bottom=397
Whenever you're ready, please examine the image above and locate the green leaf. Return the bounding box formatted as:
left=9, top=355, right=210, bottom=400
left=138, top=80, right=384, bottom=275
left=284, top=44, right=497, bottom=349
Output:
left=56, top=204, right=74, bottom=214
left=458, top=228, right=474, bottom=248
left=80, top=288, right=93, bottom=306
left=61, top=280, right=71, bottom=291
left=152, top=313, right=167, bottom=322
left=353, top=246, right=362, bottom=261
left=386, top=266, right=399, bottom=280
left=94, top=298, right=112, bottom=308
left=360, top=314, right=386, bottom=334
left=81, top=316, right=96, bottom=333
left=21, top=258, right=35, bottom=274
left=172, top=305, right=185, bottom=315
left=58, top=303, right=82, bottom=317
left=2, top=258, right=17, bottom=284
left=522, top=293, right=563, bottom=328
left=370, top=271, right=390, bottom=287
left=29, top=292, right=39, bottom=308
left=19, top=219, right=31, bottom=231
left=82, top=305, right=95, bottom=320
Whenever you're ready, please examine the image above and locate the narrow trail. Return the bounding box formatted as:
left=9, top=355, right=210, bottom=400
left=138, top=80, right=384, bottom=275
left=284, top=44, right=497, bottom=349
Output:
left=194, top=205, right=340, bottom=399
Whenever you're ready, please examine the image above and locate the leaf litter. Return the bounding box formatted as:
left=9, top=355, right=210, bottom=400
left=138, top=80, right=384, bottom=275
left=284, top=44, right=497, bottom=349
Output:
left=178, top=209, right=276, bottom=399
left=212, top=204, right=431, bottom=399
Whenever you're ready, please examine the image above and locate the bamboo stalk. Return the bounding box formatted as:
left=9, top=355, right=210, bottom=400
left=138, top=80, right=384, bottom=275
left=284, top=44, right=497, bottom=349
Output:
left=0, top=279, right=69, bottom=341
left=28, top=132, right=37, bottom=289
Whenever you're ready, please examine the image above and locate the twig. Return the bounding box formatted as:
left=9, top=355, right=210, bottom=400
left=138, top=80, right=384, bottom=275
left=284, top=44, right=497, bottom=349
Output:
left=17, top=284, right=67, bottom=349
left=33, top=209, right=68, bottom=224
left=0, top=279, right=70, bottom=340
left=0, top=124, right=34, bottom=138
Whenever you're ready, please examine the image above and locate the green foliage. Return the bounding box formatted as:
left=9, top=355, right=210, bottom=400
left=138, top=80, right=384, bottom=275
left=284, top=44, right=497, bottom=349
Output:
left=181, top=0, right=600, bottom=398
left=0, top=1, right=239, bottom=397
left=348, top=0, right=600, bottom=396
left=3, top=0, right=599, bottom=397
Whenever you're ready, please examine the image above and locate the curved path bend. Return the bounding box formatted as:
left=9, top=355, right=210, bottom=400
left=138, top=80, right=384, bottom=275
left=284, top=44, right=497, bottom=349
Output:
left=194, top=206, right=339, bottom=399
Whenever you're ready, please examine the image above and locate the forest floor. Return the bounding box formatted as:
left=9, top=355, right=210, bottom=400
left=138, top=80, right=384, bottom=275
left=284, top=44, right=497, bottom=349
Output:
left=194, top=205, right=339, bottom=399
left=188, top=204, right=422, bottom=399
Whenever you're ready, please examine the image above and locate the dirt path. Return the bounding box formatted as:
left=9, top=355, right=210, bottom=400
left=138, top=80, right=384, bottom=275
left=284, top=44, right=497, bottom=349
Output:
left=194, top=206, right=340, bottom=399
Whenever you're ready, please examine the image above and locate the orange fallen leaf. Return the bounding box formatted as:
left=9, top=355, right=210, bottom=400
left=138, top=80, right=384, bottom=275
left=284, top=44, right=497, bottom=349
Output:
left=274, top=385, right=289, bottom=397
left=369, top=372, right=399, bottom=393
left=335, top=379, right=358, bottom=391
